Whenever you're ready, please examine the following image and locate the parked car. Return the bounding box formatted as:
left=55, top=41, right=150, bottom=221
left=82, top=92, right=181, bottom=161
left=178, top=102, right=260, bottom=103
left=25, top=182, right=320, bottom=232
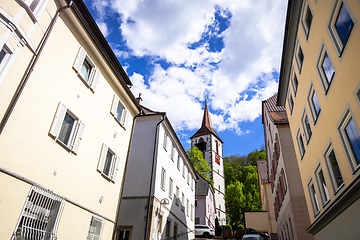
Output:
left=195, top=225, right=215, bottom=238
left=242, top=234, right=262, bottom=240
left=234, top=228, right=269, bottom=240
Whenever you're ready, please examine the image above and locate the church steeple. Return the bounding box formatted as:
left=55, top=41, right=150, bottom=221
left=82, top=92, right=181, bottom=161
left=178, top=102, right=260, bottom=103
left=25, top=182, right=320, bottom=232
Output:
left=190, top=100, right=223, bottom=142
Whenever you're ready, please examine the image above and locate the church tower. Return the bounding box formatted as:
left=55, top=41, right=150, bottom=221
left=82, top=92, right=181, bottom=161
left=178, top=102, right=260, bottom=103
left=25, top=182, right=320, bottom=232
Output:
left=191, top=100, right=226, bottom=223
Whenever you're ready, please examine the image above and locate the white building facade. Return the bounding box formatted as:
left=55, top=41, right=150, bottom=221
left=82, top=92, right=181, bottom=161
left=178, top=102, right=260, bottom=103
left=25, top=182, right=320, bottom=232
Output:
left=190, top=101, right=226, bottom=223
left=117, top=106, right=197, bottom=240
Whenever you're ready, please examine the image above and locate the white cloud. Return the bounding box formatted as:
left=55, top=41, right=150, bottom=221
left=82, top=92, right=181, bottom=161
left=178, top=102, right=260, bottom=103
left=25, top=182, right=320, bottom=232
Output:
left=97, top=22, right=109, bottom=37
left=103, top=0, right=287, bottom=135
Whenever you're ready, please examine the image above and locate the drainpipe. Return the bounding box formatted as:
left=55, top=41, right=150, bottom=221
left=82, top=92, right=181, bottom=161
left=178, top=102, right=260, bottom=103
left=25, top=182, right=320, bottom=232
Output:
left=144, top=113, right=165, bottom=240
left=0, top=1, right=73, bottom=135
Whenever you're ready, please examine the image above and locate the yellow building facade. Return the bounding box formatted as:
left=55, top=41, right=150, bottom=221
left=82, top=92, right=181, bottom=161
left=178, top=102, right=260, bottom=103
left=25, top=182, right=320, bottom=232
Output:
left=0, top=0, right=140, bottom=239
left=278, top=0, right=360, bottom=239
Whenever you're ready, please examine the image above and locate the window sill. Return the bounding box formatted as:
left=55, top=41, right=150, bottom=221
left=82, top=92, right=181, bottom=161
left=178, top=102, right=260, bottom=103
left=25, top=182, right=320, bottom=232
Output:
left=114, top=117, right=126, bottom=130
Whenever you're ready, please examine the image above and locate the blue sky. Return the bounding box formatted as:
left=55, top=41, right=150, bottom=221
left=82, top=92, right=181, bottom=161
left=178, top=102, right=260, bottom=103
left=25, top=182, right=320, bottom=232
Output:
left=84, top=0, right=288, bottom=157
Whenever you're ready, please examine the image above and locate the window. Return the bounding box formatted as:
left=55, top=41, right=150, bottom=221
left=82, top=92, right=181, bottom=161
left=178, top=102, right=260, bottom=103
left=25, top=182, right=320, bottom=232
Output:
left=13, top=186, right=64, bottom=240
left=21, top=0, right=47, bottom=17
left=308, top=180, right=320, bottom=216
left=182, top=163, right=185, bottom=178
left=301, top=1, right=313, bottom=39
left=117, top=229, right=131, bottom=240
left=97, top=143, right=120, bottom=182
left=165, top=219, right=171, bottom=240
left=195, top=199, right=198, bottom=207
left=191, top=177, right=194, bottom=191
left=110, top=94, right=128, bottom=128
left=291, top=69, right=299, bottom=96
left=177, top=156, right=181, bottom=170
left=181, top=193, right=185, bottom=211
left=0, top=44, right=12, bottom=79
left=73, top=47, right=100, bottom=91
left=186, top=199, right=189, bottom=216
left=327, top=1, right=355, bottom=56
left=288, top=93, right=294, bottom=114
left=308, top=85, right=321, bottom=123
left=157, top=214, right=163, bottom=234
left=163, top=133, right=168, bottom=150
left=161, top=168, right=166, bottom=190
left=338, top=109, right=360, bottom=171
left=302, top=111, right=312, bottom=143
left=171, top=144, right=175, bottom=161
left=49, top=102, right=85, bottom=154
left=296, top=129, right=306, bottom=159
left=315, top=166, right=331, bottom=205
left=169, top=178, right=173, bottom=199
left=191, top=204, right=194, bottom=220
left=295, top=40, right=304, bottom=74
left=187, top=171, right=190, bottom=185
left=173, top=224, right=178, bottom=240
left=316, top=45, right=336, bottom=94
left=324, top=146, right=344, bottom=192
left=175, top=186, right=179, bottom=206
left=87, top=216, right=103, bottom=240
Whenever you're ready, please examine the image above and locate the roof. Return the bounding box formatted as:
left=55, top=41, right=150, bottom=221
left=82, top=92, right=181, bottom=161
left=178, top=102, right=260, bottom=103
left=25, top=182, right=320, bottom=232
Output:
left=190, top=101, right=223, bottom=142
left=263, top=94, right=288, bottom=124
left=277, top=0, right=304, bottom=105
left=195, top=172, right=214, bottom=196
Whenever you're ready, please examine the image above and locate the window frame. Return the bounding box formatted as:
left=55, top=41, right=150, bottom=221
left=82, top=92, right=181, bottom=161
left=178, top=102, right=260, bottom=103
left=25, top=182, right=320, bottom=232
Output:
left=175, top=186, right=179, bottom=206
left=177, top=155, right=181, bottom=170
left=97, top=143, right=120, bottom=182
left=323, top=142, right=344, bottom=194
left=0, top=43, right=13, bottom=83
left=296, top=128, right=306, bottom=159
left=307, top=83, right=321, bottom=124
left=314, top=163, right=331, bottom=206
left=288, top=92, right=294, bottom=115
left=160, top=168, right=166, bottom=191
left=19, top=0, right=48, bottom=21
left=110, top=94, right=128, bottom=128
left=13, top=186, right=64, bottom=240
left=169, top=178, right=173, bottom=199
left=308, top=178, right=320, bottom=217
left=327, top=0, right=356, bottom=57
left=163, top=132, right=168, bottom=151
left=49, top=102, right=85, bottom=154
left=290, top=67, right=299, bottom=97
left=295, top=39, right=304, bottom=74
left=337, top=107, right=360, bottom=173
left=300, top=0, right=313, bottom=40
left=86, top=216, right=103, bottom=240
left=316, top=44, right=336, bottom=94
left=73, top=47, right=100, bottom=92
left=301, top=110, right=312, bottom=144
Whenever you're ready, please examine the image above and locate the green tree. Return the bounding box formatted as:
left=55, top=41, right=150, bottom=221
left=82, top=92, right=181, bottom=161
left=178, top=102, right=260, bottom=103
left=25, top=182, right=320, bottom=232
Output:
left=225, top=181, right=246, bottom=225
left=223, top=147, right=265, bottom=226
left=186, top=146, right=212, bottom=184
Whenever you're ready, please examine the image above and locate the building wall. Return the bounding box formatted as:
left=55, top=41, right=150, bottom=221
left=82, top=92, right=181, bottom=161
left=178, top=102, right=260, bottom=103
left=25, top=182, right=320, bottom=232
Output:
left=263, top=100, right=313, bottom=240
left=118, top=115, right=196, bottom=240
left=0, top=0, right=139, bottom=239
left=279, top=0, right=360, bottom=238
left=191, top=134, right=226, bottom=222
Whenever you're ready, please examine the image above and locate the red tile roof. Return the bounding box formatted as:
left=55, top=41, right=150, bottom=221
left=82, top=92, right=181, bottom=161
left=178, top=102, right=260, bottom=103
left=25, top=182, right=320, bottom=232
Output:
left=264, top=94, right=288, bottom=124
left=190, top=101, right=223, bottom=142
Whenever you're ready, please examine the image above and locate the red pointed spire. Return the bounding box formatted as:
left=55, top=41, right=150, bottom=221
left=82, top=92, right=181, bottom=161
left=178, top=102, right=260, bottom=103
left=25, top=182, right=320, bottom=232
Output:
left=190, top=99, right=223, bottom=142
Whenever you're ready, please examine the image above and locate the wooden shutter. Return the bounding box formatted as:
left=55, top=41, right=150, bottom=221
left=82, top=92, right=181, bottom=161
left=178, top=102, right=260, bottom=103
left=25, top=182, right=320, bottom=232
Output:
left=49, top=102, right=67, bottom=138
left=110, top=94, right=120, bottom=117
left=121, top=108, right=128, bottom=126
left=73, top=47, right=86, bottom=73
left=90, top=68, right=100, bottom=91
left=112, top=155, right=120, bottom=182
left=97, top=143, right=108, bottom=173
left=72, top=121, right=85, bottom=154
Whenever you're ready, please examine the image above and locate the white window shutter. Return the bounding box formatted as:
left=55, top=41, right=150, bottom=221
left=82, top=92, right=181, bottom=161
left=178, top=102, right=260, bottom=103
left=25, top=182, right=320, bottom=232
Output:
left=90, top=68, right=100, bottom=91
left=72, top=121, right=85, bottom=154
left=49, top=102, right=67, bottom=138
left=123, top=109, right=130, bottom=129
left=110, top=94, right=120, bottom=117
left=97, top=143, right=108, bottom=173
left=73, top=47, right=86, bottom=73
left=112, top=155, right=120, bottom=182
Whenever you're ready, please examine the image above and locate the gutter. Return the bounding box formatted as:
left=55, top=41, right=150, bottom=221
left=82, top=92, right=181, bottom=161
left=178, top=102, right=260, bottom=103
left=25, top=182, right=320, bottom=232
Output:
left=0, top=1, right=73, bottom=135
left=144, top=113, right=166, bottom=240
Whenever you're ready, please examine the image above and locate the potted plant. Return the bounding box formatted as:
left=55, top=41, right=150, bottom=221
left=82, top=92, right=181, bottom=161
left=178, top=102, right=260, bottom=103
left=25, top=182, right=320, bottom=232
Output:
left=223, top=224, right=233, bottom=239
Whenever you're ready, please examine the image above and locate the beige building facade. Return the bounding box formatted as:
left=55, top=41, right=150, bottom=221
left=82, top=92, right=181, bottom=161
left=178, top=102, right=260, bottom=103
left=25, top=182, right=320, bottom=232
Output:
left=0, top=0, right=140, bottom=239
left=278, top=0, right=360, bottom=239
